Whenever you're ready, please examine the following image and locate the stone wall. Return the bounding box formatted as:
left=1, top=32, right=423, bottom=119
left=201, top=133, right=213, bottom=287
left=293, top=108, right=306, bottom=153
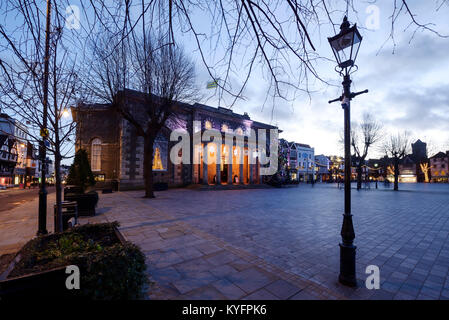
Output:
left=75, top=108, right=121, bottom=186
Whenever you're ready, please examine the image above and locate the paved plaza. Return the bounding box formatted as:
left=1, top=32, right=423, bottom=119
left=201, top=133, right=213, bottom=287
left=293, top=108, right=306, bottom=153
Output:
left=91, top=184, right=449, bottom=299
left=1, top=184, right=449, bottom=299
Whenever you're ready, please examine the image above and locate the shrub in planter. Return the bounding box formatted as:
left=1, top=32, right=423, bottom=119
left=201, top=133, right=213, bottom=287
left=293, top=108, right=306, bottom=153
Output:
left=2, top=222, right=147, bottom=300
left=66, top=149, right=95, bottom=192
left=70, top=242, right=147, bottom=299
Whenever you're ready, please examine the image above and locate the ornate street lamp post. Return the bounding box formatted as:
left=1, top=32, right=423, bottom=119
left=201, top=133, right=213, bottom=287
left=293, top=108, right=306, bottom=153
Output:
left=38, top=0, right=52, bottom=235
left=328, top=16, right=368, bottom=287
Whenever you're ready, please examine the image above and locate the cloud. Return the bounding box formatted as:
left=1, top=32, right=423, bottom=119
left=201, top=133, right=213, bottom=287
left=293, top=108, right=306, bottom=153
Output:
left=383, top=85, right=449, bottom=131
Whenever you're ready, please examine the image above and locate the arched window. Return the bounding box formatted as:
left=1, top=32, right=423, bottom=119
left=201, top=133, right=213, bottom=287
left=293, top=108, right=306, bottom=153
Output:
left=91, top=138, right=101, bottom=171
left=153, top=147, right=164, bottom=170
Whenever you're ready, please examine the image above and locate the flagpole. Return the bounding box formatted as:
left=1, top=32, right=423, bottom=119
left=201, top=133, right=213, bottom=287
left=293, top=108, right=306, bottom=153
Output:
left=218, top=83, right=221, bottom=108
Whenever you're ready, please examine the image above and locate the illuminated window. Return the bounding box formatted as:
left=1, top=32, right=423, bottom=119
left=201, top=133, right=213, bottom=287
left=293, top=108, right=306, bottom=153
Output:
left=221, top=124, right=228, bottom=132
left=209, top=145, right=215, bottom=158
left=235, top=128, right=243, bottom=136
left=152, top=147, right=164, bottom=170
left=205, top=120, right=212, bottom=130
left=91, top=138, right=101, bottom=171
left=94, top=174, right=105, bottom=182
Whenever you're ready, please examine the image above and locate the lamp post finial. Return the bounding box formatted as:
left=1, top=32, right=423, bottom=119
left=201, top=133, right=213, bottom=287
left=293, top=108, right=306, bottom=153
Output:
left=340, top=16, right=350, bottom=31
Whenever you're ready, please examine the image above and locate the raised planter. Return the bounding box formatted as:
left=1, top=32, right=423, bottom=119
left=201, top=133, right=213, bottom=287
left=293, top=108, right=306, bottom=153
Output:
left=64, top=185, right=83, bottom=198
left=0, top=223, right=144, bottom=300
left=64, top=191, right=99, bottom=216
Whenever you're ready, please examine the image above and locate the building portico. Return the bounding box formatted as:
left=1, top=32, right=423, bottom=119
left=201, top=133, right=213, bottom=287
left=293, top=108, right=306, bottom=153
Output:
left=197, top=141, right=260, bottom=186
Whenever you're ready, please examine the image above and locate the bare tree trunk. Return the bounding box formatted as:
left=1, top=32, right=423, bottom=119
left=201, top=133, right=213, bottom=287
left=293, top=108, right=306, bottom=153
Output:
left=143, top=134, right=155, bottom=198
left=54, top=150, right=63, bottom=232
left=356, top=165, right=362, bottom=190
left=394, top=159, right=399, bottom=191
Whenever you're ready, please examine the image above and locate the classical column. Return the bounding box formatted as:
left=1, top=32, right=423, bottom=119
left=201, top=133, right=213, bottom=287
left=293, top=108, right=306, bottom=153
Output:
left=239, top=149, right=244, bottom=184
left=203, top=143, right=208, bottom=185
left=228, top=146, right=233, bottom=184
left=249, top=148, right=254, bottom=184
left=216, top=144, right=221, bottom=185
left=249, top=163, right=254, bottom=184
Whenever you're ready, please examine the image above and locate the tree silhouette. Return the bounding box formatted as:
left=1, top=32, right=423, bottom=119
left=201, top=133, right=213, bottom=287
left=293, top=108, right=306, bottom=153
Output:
left=66, top=149, right=95, bottom=191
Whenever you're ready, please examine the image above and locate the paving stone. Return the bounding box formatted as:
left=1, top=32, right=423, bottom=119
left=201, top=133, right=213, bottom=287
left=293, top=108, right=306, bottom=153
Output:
left=265, top=279, right=302, bottom=299
left=205, top=250, right=240, bottom=266
left=370, top=290, right=395, bottom=300
left=289, top=289, right=320, bottom=300
left=174, top=258, right=216, bottom=277
left=381, top=280, right=402, bottom=294
left=147, top=250, right=184, bottom=268
left=226, top=267, right=276, bottom=294
left=419, top=285, right=441, bottom=298
left=175, top=246, right=204, bottom=261
left=172, top=272, right=218, bottom=294
left=390, top=271, right=408, bottom=281
left=243, top=288, right=279, bottom=300
left=212, top=278, right=246, bottom=299
left=393, top=292, right=416, bottom=300
left=209, top=264, right=239, bottom=278
left=160, top=230, right=185, bottom=239
left=195, top=243, right=222, bottom=255
left=398, top=283, right=420, bottom=298
left=228, top=259, right=253, bottom=271
left=416, top=293, right=435, bottom=300
left=179, top=286, right=227, bottom=300
left=148, top=266, right=183, bottom=284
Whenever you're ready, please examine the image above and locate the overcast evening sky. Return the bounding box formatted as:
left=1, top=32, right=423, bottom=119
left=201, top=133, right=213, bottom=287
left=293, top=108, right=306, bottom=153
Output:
left=1, top=0, right=449, bottom=164
left=185, top=0, right=449, bottom=159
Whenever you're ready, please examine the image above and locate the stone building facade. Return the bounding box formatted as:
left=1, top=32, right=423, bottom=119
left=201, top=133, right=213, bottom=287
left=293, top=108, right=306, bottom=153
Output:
left=430, top=151, right=449, bottom=183
left=296, top=143, right=315, bottom=182
left=73, top=90, right=278, bottom=190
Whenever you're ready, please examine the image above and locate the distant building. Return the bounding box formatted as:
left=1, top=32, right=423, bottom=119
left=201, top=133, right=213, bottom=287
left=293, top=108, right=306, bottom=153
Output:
left=60, top=164, right=71, bottom=182
left=315, top=155, right=330, bottom=182
left=328, top=155, right=344, bottom=181
left=411, top=139, right=427, bottom=162
left=288, top=142, right=298, bottom=180
left=277, top=140, right=315, bottom=182
left=430, top=151, right=449, bottom=183
left=25, top=142, right=40, bottom=184
left=0, top=113, right=18, bottom=186
left=295, top=143, right=315, bottom=182
left=411, top=139, right=428, bottom=182
left=366, top=158, right=386, bottom=181
left=398, top=155, right=417, bottom=183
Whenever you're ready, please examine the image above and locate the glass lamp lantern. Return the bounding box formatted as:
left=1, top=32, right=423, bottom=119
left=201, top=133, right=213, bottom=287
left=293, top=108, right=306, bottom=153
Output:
left=328, top=16, right=362, bottom=70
